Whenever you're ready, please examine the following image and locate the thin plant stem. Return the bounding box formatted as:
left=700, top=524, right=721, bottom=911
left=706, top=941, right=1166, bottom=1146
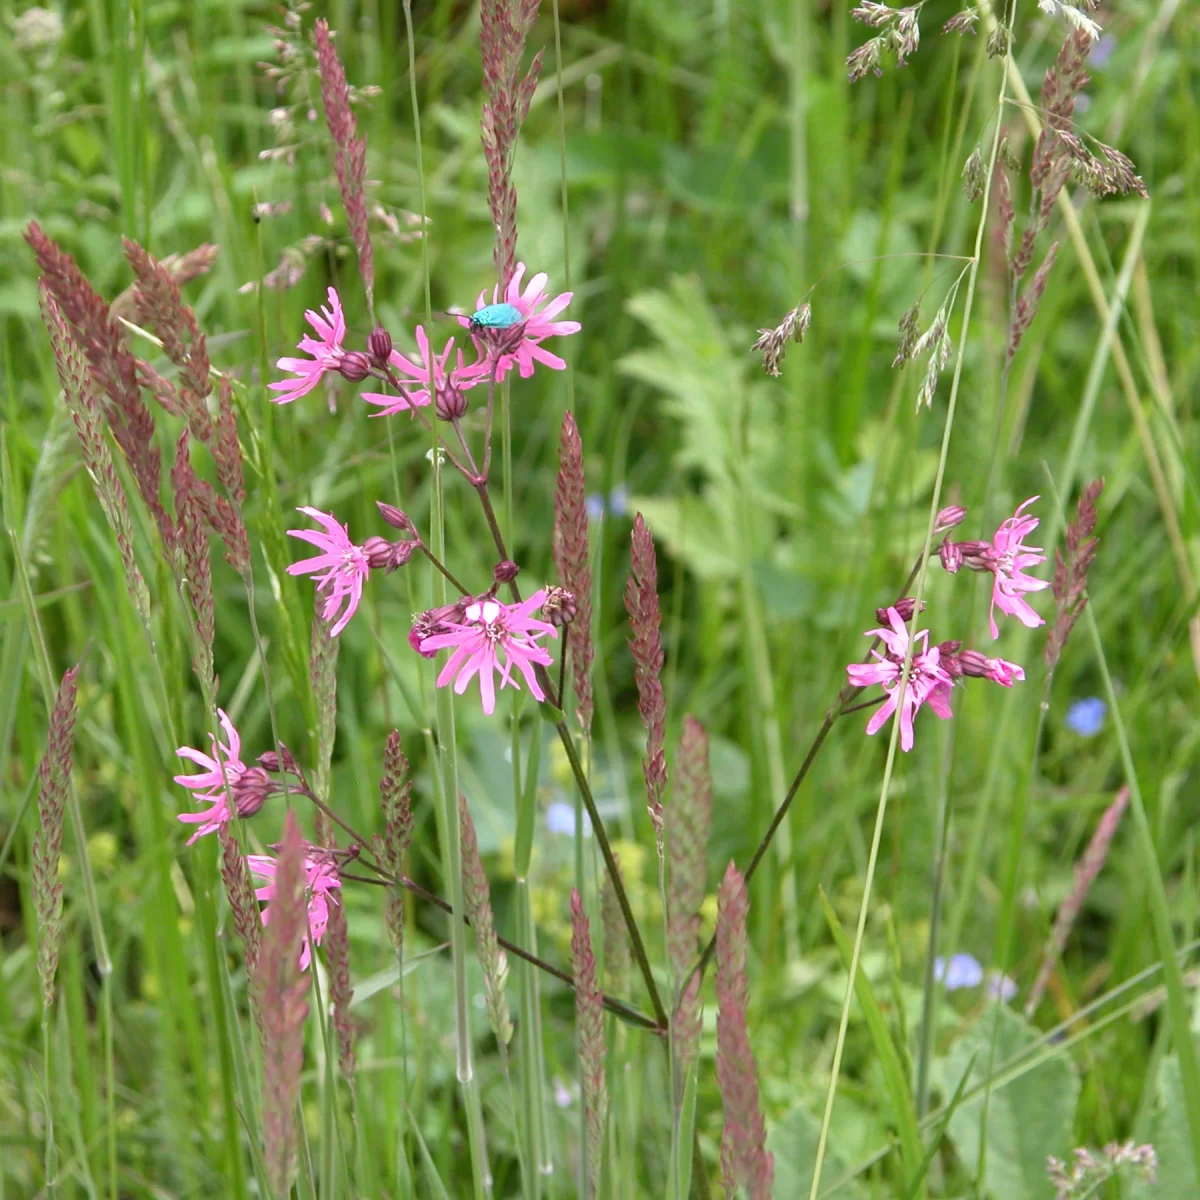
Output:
left=470, top=475, right=670, bottom=1023
left=807, top=29, right=1016, bottom=1197
left=417, top=545, right=472, bottom=597
left=914, top=723, right=956, bottom=1118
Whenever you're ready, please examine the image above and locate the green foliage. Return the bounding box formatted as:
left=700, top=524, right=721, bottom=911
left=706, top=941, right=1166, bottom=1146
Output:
left=3, top=0, right=1200, bottom=1195
left=936, top=1007, right=1080, bottom=1199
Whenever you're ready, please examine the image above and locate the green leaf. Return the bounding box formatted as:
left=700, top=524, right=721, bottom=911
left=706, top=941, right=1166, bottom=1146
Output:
left=819, top=889, right=927, bottom=1198
left=1129, top=1049, right=1200, bottom=1198
left=936, top=1006, right=1079, bottom=1199
left=768, top=1102, right=864, bottom=1199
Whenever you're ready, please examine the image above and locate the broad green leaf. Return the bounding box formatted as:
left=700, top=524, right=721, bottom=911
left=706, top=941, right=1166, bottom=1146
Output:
left=1129, top=1050, right=1200, bottom=1198
left=769, top=1102, right=864, bottom=1199
left=937, top=1006, right=1079, bottom=1199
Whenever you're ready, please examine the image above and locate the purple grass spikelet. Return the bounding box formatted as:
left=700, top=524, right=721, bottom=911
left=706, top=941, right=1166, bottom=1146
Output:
left=1027, top=785, right=1129, bottom=1016
left=1045, top=478, right=1103, bottom=669
left=323, top=894, right=357, bottom=1085
left=258, top=812, right=310, bottom=1197
left=171, top=433, right=217, bottom=693
left=310, top=588, right=341, bottom=838
left=27, top=222, right=175, bottom=548
left=32, top=664, right=79, bottom=1011
left=553, top=412, right=594, bottom=732
left=123, top=238, right=213, bottom=446
left=751, top=302, right=811, bottom=375
left=217, top=823, right=263, bottom=975
left=372, top=731, right=413, bottom=958
left=716, top=863, right=773, bottom=1200
left=41, top=287, right=152, bottom=627
left=313, top=19, right=374, bottom=309
left=1009, top=241, right=1059, bottom=363
left=571, top=888, right=608, bottom=1199
left=460, top=793, right=513, bottom=1046
left=667, top=716, right=711, bottom=1070
left=479, top=0, right=542, bottom=287
left=624, top=514, right=668, bottom=848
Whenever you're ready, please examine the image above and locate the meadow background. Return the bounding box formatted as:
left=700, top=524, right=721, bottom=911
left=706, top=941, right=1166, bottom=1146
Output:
left=2, top=0, right=1199, bottom=1196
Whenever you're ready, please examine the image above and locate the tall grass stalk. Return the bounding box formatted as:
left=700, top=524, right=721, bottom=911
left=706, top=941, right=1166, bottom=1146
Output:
left=807, top=24, right=1018, bottom=1195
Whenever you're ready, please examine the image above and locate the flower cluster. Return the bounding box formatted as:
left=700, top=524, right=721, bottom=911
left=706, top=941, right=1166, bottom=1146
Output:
left=847, top=498, right=1045, bottom=751
left=267, top=266, right=581, bottom=720
left=172, top=712, right=346, bottom=971
left=269, top=262, right=577, bottom=417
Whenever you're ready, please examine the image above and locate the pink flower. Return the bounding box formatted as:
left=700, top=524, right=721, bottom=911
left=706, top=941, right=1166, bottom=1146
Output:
left=948, top=648, right=1026, bottom=687
left=419, top=589, right=558, bottom=716
left=268, top=287, right=347, bottom=404
left=174, top=709, right=249, bottom=843
left=982, top=496, right=1050, bottom=639
left=458, top=263, right=581, bottom=382
left=362, top=326, right=491, bottom=418
left=846, top=607, right=953, bottom=751
left=287, top=506, right=370, bottom=636
left=248, top=848, right=342, bottom=971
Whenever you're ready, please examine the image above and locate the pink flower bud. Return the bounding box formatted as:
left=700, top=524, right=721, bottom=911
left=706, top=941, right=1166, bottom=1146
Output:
left=363, top=536, right=395, bottom=569
left=939, top=542, right=964, bottom=573
left=258, top=744, right=303, bottom=777
left=376, top=502, right=415, bottom=534
left=876, top=597, right=925, bottom=624
left=339, top=351, right=372, bottom=382
left=956, top=649, right=1025, bottom=686
left=367, top=326, right=393, bottom=363
left=435, top=380, right=469, bottom=421
left=935, top=505, right=968, bottom=532
left=493, top=560, right=520, bottom=584
left=542, top=585, right=578, bottom=627
left=232, top=767, right=277, bottom=818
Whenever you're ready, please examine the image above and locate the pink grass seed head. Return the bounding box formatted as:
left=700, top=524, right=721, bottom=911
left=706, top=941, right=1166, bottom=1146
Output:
left=248, top=846, right=343, bottom=972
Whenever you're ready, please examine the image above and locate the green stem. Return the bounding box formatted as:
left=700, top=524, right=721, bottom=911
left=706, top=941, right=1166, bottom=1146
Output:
left=807, top=31, right=1014, bottom=1198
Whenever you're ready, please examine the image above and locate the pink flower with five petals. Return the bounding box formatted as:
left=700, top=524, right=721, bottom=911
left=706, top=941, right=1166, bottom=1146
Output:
left=287, top=507, right=370, bottom=636
left=247, top=847, right=342, bottom=971
left=419, top=589, right=558, bottom=716
left=982, top=496, right=1050, bottom=639
left=362, top=326, right=491, bottom=418
left=269, top=287, right=347, bottom=404
left=174, top=708, right=248, bottom=843
left=846, top=607, right=953, bottom=751
left=458, top=263, right=581, bottom=382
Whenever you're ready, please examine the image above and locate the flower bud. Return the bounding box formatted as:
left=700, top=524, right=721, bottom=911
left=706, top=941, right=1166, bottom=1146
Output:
left=257, top=744, right=302, bottom=777
left=232, top=767, right=276, bottom=818
left=493, top=560, right=520, bottom=584
left=363, top=536, right=396, bottom=569
left=376, top=501, right=415, bottom=533
left=339, top=351, right=372, bottom=382
left=935, top=505, right=967, bottom=533
left=541, top=585, right=577, bottom=628
left=939, top=542, right=964, bottom=574
left=434, top=381, right=469, bottom=421
left=389, top=540, right=418, bottom=571
left=956, top=649, right=1025, bottom=686
left=877, top=597, right=925, bottom=624
left=367, top=326, right=393, bottom=363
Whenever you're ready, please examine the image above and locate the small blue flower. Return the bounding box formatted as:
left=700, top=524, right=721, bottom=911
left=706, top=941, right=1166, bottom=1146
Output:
left=986, top=971, right=1018, bottom=1003
left=546, top=801, right=576, bottom=835
left=1090, top=33, right=1116, bottom=68
left=608, top=484, right=630, bottom=518
left=935, top=953, right=984, bottom=990
left=585, top=493, right=606, bottom=522
left=1066, top=697, right=1106, bottom=737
